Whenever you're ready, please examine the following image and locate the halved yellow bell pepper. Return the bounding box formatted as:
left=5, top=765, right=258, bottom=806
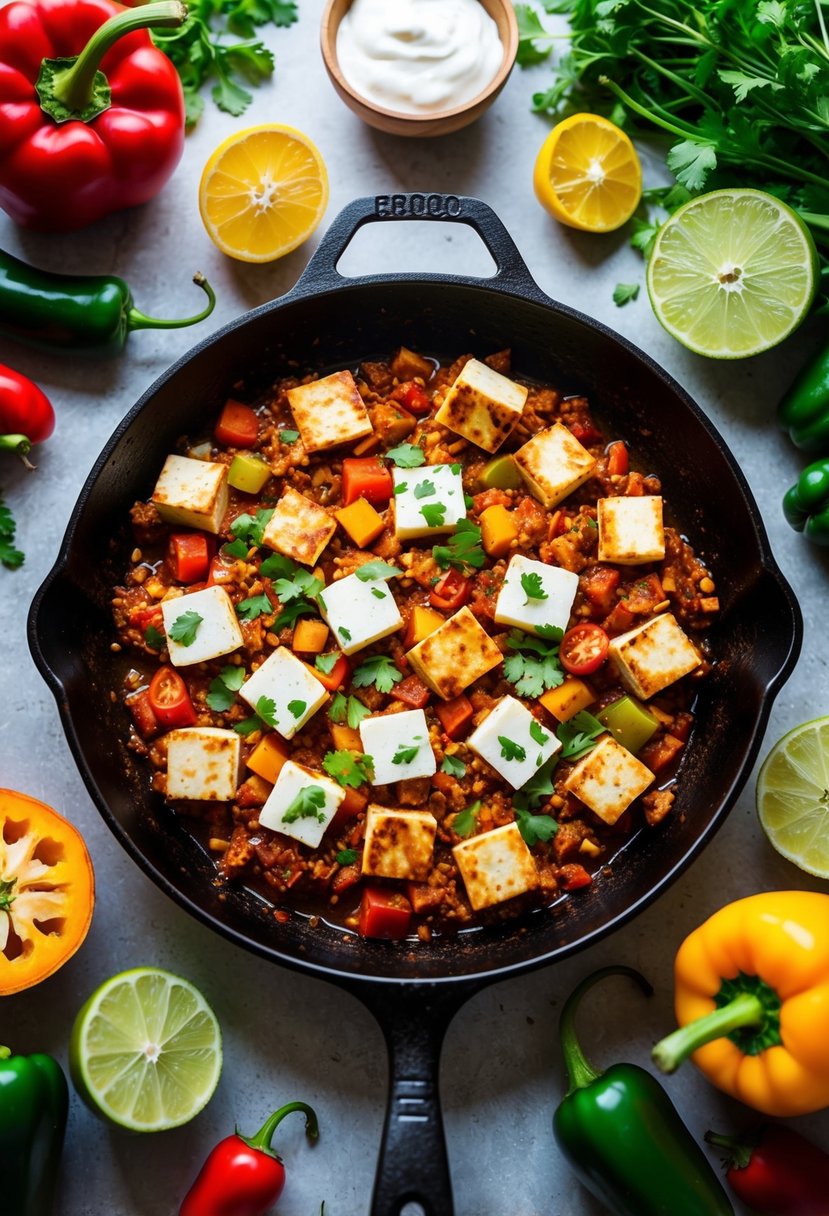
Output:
left=652, top=891, right=829, bottom=1116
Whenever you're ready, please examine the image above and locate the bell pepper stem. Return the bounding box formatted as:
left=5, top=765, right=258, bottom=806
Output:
left=560, top=965, right=653, bottom=1095
left=242, top=1101, right=319, bottom=1156
left=0, top=434, right=35, bottom=469
left=127, top=273, right=216, bottom=333
left=652, top=992, right=764, bottom=1074
left=704, top=1130, right=756, bottom=1171
left=43, top=2, right=187, bottom=118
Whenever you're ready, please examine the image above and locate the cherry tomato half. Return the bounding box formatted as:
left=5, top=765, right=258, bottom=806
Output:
left=559, top=623, right=609, bottom=676
left=429, top=569, right=470, bottom=612
left=148, top=666, right=197, bottom=728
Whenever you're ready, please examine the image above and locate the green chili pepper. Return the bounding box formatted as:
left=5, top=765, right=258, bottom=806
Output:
left=0, top=248, right=215, bottom=357
left=778, top=343, right=829, bottom=453
left=782, top=457, right=829, bottom=543
left=553, top=966, right=734, bottom=1216
left=0, top=1044, right=68, bottom=1216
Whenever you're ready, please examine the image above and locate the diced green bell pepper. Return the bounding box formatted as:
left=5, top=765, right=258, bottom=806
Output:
left=228, top=452, right=270, bottom=494
left=783, top=457, right=829, bottom=543
left=598, top=695, right=658, bottom=754
left=477, top=454, right=522, bottom=490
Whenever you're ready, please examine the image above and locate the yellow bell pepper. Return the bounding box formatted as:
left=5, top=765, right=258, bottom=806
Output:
left=652, top=891, right=829, bottom=1116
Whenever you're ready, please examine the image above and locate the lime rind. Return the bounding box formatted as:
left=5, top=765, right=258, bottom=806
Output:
left=756, top=717, right=829, bottom=878
left=647, top=188, right=818, bottom=359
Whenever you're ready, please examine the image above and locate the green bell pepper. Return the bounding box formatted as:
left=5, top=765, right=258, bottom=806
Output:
left=553, top=967, right=734, bottom=1216
left=476, top=453, right=522, bottom=490
left=0, top=1044, right=68, bottom=1216
left=779, top=343, right=829, bottom=453
left=783, top=457, right=829, bottom=543
left=597, top=695, right=658, bottom=754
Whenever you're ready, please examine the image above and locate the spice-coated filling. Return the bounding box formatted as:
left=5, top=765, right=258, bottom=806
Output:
left=112, top=346, right=718, bottom=942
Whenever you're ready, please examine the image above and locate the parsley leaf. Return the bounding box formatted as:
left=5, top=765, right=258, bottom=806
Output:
left=0, top=496, right=23, bottom=569
left=521, top=571, right=549, bottom=602
left=315, top=652, right=339, bottom=675
left=356, top=560, right=403, bottom=581
left=515, top=807, right=558, bottom=847
left=206, top=664, right=246, bottom=711
left=414, top=479, right=436, bottom=500
left=499, top=735, right=527, bottom=763
left=393, top=739, right=422, bottom=765
left=282, top=784, right=327, bottom=825
left=169, top=610, right=203, bottom=646
left=503, top=628, right=564, bottom=698
left=440, top=754, right=467, bottom=778
left=557, top=711, right=605, bottom=760
left=386, top=443, right=426, bottom=468
left=256, top=696, right=279, bottom=730
left=279, top=428, right=299, bottom=444
left=236, top=593, right=273, bottom=621
left=329, top=693, right=370, bottom=730
left=323, top=749, right=375, bottom=788
left=452, top=800, right=481, bottom=838
left=420, top=501, right=447, bottom=528
left=613, top=282, right=641, bottom=307
left=229, top=508, right=273, bottom=550
left=352, top=655, right=403, bottom=695
left=144, top=624, right=165, bottom=650
left=336, top=848, right=358, bottom=865
left=432, top=518, right=486, bottom=572
left=287, top=699, right=306, bottom=719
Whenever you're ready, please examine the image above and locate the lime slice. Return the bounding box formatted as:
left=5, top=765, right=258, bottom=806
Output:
left=756, top=717, right=829, bottom=878
left=646, top=188, right=818, bottom=359
left=69, top=967, right=222, bottom=1131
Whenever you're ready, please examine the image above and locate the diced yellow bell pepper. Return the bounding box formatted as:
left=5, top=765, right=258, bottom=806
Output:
left=246, top=733, right=289, bottom=784
left=405, top=605, right=445, bottom=648
left=480, top=503, right=518, bottom=558
left=330, top=723, right=363, bottom=752
left=292, top=618, right=330, bottom=654
left=539, top=677, right=595, bottom=721
left=228, top=452, right=271, bottom=494
left=335, top=498, right=385, bottom=548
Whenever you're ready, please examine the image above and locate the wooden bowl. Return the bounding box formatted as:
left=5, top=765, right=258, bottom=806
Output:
left=320, top=0, right=519, bottom=137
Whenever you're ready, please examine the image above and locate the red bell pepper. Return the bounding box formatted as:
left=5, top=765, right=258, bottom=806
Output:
left=0, top=362, right=54, bottom=464
left=214, top=400, right=259, bottom=449
left=0, top=0, right=187, bottom=232
left=148, top=666, right=197, bottom=728
left=358, top=886, right=412, bottom=939
left=705, top=1125, right=829, bottom=1216
left=341, top=457, right=393, bottom=506
left=392, top=381, right=432, bottom=416
left=606, top=440, right=629, bottom=477
left=435, top=693, right=473, bottom=740
left=179, top=1101, right=319, bottom=1216
left=307, top=653, right=350, bottom=692
left=168, top=533, right=211, bottom=584
left=393, top=674, right=431, bottom=708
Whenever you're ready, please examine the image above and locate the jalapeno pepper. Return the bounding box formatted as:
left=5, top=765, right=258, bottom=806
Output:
left=782, top=456, right=829, bottom=542
left=778, top=343, right=829, bottom=453
left=0, top=249, right=215, bottom=357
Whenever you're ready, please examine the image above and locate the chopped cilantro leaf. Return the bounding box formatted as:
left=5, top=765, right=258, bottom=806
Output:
left=529, top=720, right=549, bottom=746
left=274, top=568, right=323, bottom=604
left=280, top=428, right=300, bottom=444
left=329, top=693, right=370, bottom=729
left=371, top=587, right=386, bottom=599
left=452, top=800, right=480, bottom=838
left=144, top=624, right=165, bottom=650
left=230, top=508, right=273, bottom=550
left=394, top=484, right=408, bottom=495
left=234, top=715, right=264, bottom=737
left=432, top=518, right=486, bottom=572
left=440, top=754, right=467, bottom=778
left=169, top=610, right=203, bottom=646
left=0, top=496, right=23, bottom=569
left=393, top=739, right=422, bottom=765
left=352, top=655, right=403, bottom=695
left=420, top=501, right=447, bottom=528
left=356, top=561, right=402, bottom=581
left=521, top=571, right=549, bottom=603
left=414, top=479, right=436, bottom=500
left=260, top=552, right=298, bottom=579
left=206, top=664, right=246, bottom=711
left=223, top=537, right=250, bottom=559
left=236, top=593, right=273, bottom=621
left=499, top=735, right=527, bottom=762
left=256, top=696, right=279, bottom=730
left=336, top=848, right=358, bottom=866
left=503, top=628, right=564, bottom=699
left=338, top=626, right=352, bottom=642
left=287, top=699, right=306, bottom=719
left=513, top=754, right=559, bottom=812
left=315, top=652, right=339, bottom=675
left=613, top=282, right=641, bottom=307
left=557, top=711, right=605, bottom=760
left=515, top=808, right=558, bottom=847
left=274, top=600, right=317, bottom=630
left=282, top=784, right=326, bottom=825
left=386, top=443, right=426, bottom=468
left=323, top=749, right=375, bottom=788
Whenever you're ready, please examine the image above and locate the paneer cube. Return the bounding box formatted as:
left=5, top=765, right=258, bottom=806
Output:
left=564, top=733, right=653, bottom=825
left=435, top=358, right=528, bottom=453
left=467, top=695, right=561, bottom=789
left=608, top=612, right=701, bottom=700
left=406, top=606, right=502, bottom=700
left=359, top=708, right=436, bottom=786
left=453, top=822, right=539, bottom=911
left=166, top=727, right=241, bottom=801
left=362, top=805, right=438, bottom=880
left=392, top=464, right=467, bottom=540
left=161, top=585, right=244, bottom=668
left=261, top=487, right=336, bottom=567
left=258, top=760, right=345, bottom=849
left=513, top=423, right=597, bottom=508
left=598, top=496, right=665, bottom=565
left=286, top=370, right=373, bottom=452
left=494, top=554, right=579, bottom=636
left=239, top=647, right=328, bottom=739
left=151, top=454, right=228, bottom=534
left=318, top=571, right=402, bottom=656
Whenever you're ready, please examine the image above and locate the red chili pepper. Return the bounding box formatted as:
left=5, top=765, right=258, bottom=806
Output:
left=429, top=569, right=470, bottom=611
left=214, top=400, right=259, bottom=449
left=0, top=362, right=55, bottom=463
left=179, top=1101, right=319, bottom=1216
left=392, top=381, right=432, bottom=416
left=705, top=1125, right=829, bottom=1216
left=148, top=666, right=197, bottom=729
left=341, top=457, right=393, bottom=506
left=0, top=0, right=187, bottom=232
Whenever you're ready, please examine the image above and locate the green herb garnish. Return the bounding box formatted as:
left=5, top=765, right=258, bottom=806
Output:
left=274, top=568, right=323, bottom=604
left=513, top=754, right=559, bottom=812
left=315, top=652, right=339, bottom=675
left=557, top=711, right=605, bottom=760
left=0, top=497, right=23, bottom=569
left=282, top=784, right=327, bottom=825
left=352, top=655, right=403, bottom=695
left=329, top=693, right=370, bottom=730
left=236, top=593, right=273, bottom=621
left=356, top=560, right=403, bottom=581
left=206, top=664, right=246, bottom=711
left=287, top=699, right=307, bottom=719
left=387, top=443, right=426, bottom=468
left=393, top=739, right=422, bottom=765
left=529, top=720, right=550, bottom=746
left=420, top=501, right=447, bottom=528
left=336, top=848, right=358, bottom=865
left=613, top=282, right=641, bottom=307
left=169, top=610, right=203, bottom=646
left=452, top=800, right=481, bottom=838
left=280, top=428, right=300, bottom=444
left=144, top=624, right=165, bottom=650
left=440, top=754, right=467, bottom=778
left=521, top=571, right=549, bottom=603
left=414, top=479, right=436, bottom=499
left=499, top=735, right=527, bottom=763
left=255, top=696, right=279, bottom=730
left=260, top=552, right=297, bottom=579
left=229, top=508, right=273, bottom=550
left=503, top=627, right=564, bottom=698
left=432, top=518, right=486, bottom=572
left=323, top=750, right=376, bottom=788
left=515, top=808, right=558, bottom=847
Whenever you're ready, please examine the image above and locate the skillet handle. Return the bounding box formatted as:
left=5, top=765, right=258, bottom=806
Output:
left=292, top=193, right=546, bottom=299
left=351, top=980, right=480, bottom=1216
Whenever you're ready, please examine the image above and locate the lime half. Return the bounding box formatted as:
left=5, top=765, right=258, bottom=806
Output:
left=757, top=717, right=829, bottom=878
left=647, top=188, right=818, bottom=358
left=69, top=967, right=222, bottom=1132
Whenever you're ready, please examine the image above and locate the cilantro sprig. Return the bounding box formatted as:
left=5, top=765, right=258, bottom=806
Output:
left=503, top=626, right=564, bottom=698
left=420, top=501, right=447, bottom=528
left=432, top=518, right=486, bottom=572
left=557, top=711, right=605, bottom=761
left=440, top=754, right=466, bottom=778
left=206, top=664, right=246, bottom=711
left=393, top=739, right=423, bottom=765
left=282, top=784, right=327, bottom=825
left=352, top=655, right=403, bottom=695
left=329, top=693, right=371, bottom=730
left=521, top=572, right=548, bottom=603
left=452, top=800, right=481, bottom=838
left=515, top=807, right=558, bottom=847
left=169, top=609, right=203, bottom=646
left=323, top=750, right=376, bottom=788
left=386, top=443, right=426, bottom=468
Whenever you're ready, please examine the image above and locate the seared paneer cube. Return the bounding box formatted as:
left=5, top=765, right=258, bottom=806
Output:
left=467, top=695, right=561, bottom=789
left=166, top=727, right=241, bottom=801
left=239, top=647, right=328, bottom=739
left=318, top=571, right=402, bottom=656
left=406, top=606, right=503, bottom=700
left=359, top=708, right=436, bottom=786
left=514, top=423, right=596, bottom=508
left=151, top=454, right=228, bottom=534
left=608, top=612, right=701, bottom=700
left=258, top=760, right=345, bottom=849
left=564, top=733, right=653, bottom=825
left=261, top=487, right=336, bottom=567
left=161, top=585, right=244, bottom=667
left=392, top=463, right=467, bottom=541
left=286, top=370, right=373, bottom=452
left=598, top=496, right=665, bottom=565
left=435, top=358, right=528, bottom=453
left=453, top=822, right=539, bottom=911
left=494, top=554, right=579, bottom=636
left=362, top=805, right=438, bottom=880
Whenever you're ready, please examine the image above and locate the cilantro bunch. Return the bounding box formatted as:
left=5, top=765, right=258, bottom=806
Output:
left=518, top=0, right=829, bottom=310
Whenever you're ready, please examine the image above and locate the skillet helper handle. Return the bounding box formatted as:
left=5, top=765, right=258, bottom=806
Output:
left=293, top=192, right=545, bottom=299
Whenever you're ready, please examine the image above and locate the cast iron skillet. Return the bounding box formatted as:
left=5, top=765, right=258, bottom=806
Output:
left=29, top=195, right=800, bottom=1216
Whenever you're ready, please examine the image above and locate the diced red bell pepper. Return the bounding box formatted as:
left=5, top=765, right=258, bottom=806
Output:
left=559, top=864, right=593, bottom=891
left=430, top=569, right=471, bottom=611
left=131, top=603, right=164, bottom=633
left=126, top=689, right=159, bottom=739
left=606, top=440, right=629, bottom=477
left=148, top=666, right=197, bottom=728
left=392, top=381, right=432, bottom=416
left=167, top=532, right=211, bottom=583
left=342, top=457, right=393, bottom=507
left=358, top=886, right=412, bottom=940
left=394, top=675, right=431, bottom=709
left=308, top=654, right=350, bottom=692
left=568, top=419, right=603, bottom=446
left=638, top=733, right=685, bottom=774
left=603, top=602, right=636, bottom=636
left=331, top=863, right=362, bottom=894
left=581, top=565, right=621, bottom=616
left=436, top=694, right=474, bottom=740
left=214, top=399, right=259, bottom=448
